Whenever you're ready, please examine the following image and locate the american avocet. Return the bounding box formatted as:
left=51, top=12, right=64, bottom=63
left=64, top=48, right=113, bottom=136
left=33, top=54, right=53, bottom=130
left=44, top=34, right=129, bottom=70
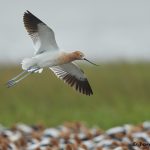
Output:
left=7, top=11, right=98, bottom=96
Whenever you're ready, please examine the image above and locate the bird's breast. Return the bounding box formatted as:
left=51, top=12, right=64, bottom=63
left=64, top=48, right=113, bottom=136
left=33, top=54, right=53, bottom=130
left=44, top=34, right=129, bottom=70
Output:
left=57, top=53, right=74, bottom=65
left=34, top=51, right=61, bottom=67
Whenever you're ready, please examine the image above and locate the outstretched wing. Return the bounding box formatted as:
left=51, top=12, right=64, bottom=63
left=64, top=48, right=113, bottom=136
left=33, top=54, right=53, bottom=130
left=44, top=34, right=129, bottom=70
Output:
left=23, top=11, right=59, bottom=55
left=50, top=63, right=93, bottom=96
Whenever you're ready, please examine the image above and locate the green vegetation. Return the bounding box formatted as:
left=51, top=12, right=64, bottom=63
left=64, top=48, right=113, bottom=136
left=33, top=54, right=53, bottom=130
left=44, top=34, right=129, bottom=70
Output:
left=0, top=63, right=150, bottom=129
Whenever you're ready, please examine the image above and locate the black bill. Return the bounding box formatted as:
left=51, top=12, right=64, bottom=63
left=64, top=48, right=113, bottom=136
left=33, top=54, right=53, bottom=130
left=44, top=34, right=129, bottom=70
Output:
left=84, top=58, right=99, bottom=66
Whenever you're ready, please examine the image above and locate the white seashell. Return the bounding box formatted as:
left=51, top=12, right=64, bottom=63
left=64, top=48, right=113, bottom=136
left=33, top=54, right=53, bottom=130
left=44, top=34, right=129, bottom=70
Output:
left=43, top=128, right=60, bottom=138
left=60, top=143, right=66, bottom=149
left=132, top=146, right=141, bottom=150
left=8, top=143, right=18, bottom=150
left=68, top=139, right=76, bottom=144
left=40, top=147, right=49, bottom=150
left=57, top=125, right=68, bottom=132
left=59, top=138, right=66, bottom=144
left=3, top=130, right=13, bottom=136
left=3, top=130, right=21, bottom=142
left=40, top=137, right=51, bottom=146
left=93, top=135, right=106, bottom=143
left=143, top=121, right=150, bottom=129
left=78, top=147, right=86, bottom=150
left=27, top=139, right=39, bottom=146
left=124, top=124, right=133, bottom=133
left=82, top=140, right=95, bottom=149
left=17, top=123, right=32, bottom=134
left=96, top=139, right=114, bottom=147
left=9, top=132, right=22, bottom=142
left=122, top=137, right=131, bottom=144
left=78, top=132, right=87, bottom=140
left=0, top=124, right=6, bottom=132
left=145, top=137, right=150, bottom=143
left=90, top=127, right=99, bottom=135
left=132, top=132, right=148, bottom=139
left=114, top=147, right=123, bottom=150
left=70, top=133, right=75, bottom=139
left=101, top=148, right=111, bottom=150
left=27, top=143, right=40, bottom=150
left=106, top=127, right=125, bottom=135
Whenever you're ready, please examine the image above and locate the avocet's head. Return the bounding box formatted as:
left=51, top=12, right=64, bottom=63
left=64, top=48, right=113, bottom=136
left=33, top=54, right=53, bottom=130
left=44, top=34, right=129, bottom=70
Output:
left=73, top=51, right=99, bottom=66
left=73, top=51, right=85, bottom=60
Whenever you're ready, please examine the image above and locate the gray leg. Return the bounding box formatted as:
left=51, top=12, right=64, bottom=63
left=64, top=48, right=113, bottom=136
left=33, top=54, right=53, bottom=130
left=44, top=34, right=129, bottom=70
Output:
left=14, top=72, right=31, bottom=84
left=11, top=70, right=26, bottom=80
left=7, top=71, right=29, bottom=88
left=7, top=67, right=41, bottom=88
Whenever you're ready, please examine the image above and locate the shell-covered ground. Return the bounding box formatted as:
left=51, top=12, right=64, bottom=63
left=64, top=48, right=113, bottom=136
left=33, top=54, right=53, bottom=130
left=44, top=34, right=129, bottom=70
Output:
left=0, top=122, right=150, bottom=150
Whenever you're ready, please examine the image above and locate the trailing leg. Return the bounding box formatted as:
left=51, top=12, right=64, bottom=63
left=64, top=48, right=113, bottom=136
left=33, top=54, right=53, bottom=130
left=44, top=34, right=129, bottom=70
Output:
left=7, top=66, right=42, bottom=88
left=7, top=70, right=29, bottom=88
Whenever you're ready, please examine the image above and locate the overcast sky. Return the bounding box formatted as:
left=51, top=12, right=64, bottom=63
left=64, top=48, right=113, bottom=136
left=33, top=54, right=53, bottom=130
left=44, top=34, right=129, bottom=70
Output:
left=0, top=0, right=150, bottom=63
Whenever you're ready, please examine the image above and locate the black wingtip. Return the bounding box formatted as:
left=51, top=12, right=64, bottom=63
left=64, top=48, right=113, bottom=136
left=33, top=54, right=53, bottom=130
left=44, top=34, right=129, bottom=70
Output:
left=24, top=10, right=30, bottom=16
left=23, top=10, right=35, bottom=19
left=23, top=10, right=45, bottom=36
left=23, top=10, right=44, bottom=24
left=63, top=74, right=93, bottom=96
left=25, top=10, right=31, bottom=14
left=26, top=10, right=30, bottom=13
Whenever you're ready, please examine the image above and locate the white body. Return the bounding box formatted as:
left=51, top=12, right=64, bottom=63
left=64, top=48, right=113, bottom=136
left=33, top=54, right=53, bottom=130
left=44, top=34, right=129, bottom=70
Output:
left=22, top=51, right=64, bottom=70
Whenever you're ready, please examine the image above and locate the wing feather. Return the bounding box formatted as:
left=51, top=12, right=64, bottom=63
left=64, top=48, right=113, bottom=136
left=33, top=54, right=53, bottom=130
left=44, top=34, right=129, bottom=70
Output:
left=50, top=63, right=93, bottom=96
left=23, top=11, right=59, bottom=54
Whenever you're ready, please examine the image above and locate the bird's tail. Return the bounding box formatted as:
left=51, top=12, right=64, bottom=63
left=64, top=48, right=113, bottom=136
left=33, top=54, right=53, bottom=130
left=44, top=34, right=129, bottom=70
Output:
left=21, top=58, right=35, bottom=70
left=21, top=58, right=43, bottom=73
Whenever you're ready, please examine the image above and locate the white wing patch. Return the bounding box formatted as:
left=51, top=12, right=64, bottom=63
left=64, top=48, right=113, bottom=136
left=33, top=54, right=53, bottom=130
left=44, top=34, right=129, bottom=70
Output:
left=23, top=11, right=59, bottom=55
left=50, top=63, right=93, bottom=96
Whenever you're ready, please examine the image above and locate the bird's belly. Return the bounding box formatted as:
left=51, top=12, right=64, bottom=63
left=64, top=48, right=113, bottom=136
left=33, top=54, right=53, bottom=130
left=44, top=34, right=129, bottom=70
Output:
left=38, top=59, right=57, bottom=67
left=34, top=51, right=60, bottom=68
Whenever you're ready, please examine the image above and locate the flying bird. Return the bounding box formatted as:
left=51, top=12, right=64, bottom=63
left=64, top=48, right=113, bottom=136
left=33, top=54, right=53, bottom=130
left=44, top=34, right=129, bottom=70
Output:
left=7, top=11, right=98, bottom=96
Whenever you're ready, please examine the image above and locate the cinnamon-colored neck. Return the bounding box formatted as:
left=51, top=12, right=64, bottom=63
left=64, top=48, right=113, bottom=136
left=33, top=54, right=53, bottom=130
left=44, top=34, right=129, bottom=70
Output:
left=58, top=52, right=76, bottom=65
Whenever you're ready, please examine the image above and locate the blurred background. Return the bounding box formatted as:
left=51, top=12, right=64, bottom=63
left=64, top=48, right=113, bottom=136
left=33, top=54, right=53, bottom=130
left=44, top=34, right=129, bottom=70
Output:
left=0, top=0, right=150, bottom=128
